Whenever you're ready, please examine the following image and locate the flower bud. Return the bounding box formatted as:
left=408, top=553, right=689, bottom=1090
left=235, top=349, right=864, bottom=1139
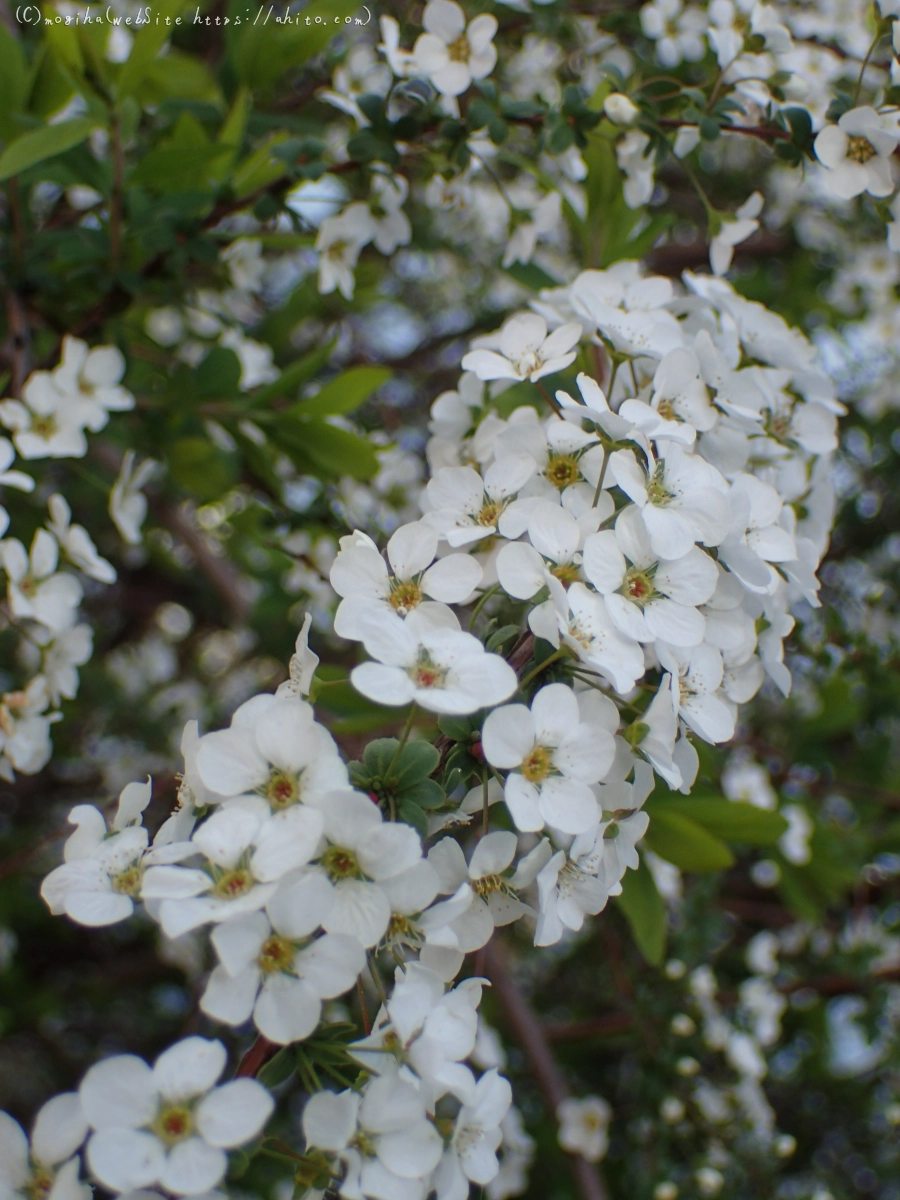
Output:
left=603, top=93, right=640, bottom=126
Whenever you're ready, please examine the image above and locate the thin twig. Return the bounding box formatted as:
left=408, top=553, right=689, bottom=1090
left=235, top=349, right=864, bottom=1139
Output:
left=235, top=1034, right=279, bottom=1078
left=484, top=937, right=610, bottom=1200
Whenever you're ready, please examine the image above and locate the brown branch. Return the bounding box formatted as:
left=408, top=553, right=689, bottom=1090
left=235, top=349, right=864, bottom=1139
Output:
left=91, top=441, right=253, bottom=624
left=3, top=287, right=32, bottom=397
left=656, top=117, right=792, bottom=142
left=484, top=937, right=610, bottom=1200
left=235, top=1034, right=279, bottom=1077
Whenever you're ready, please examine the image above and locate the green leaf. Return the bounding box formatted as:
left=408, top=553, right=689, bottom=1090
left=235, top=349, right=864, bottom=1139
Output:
left=0, top=27, right=29, bottom=139
left=257, top=1046, right=296, bottom=1087
left=0, top=117, right=95, bottom=182
left=168, top=437, right=238, bottom=501
left=615, top=856, right=666, bottom=965
left=403, top=778, right=445, bottom=809
left=279, top=417, right=379, bottom=480
left=117, top=0, right=190, bottom=99
left=290, top=367, right=391, bottom=419
left=648, top=796, right=788, bottom=845
left=194, top=347, right=242, bottom=398
left=228, top=0, right=360, bottom=91
left=249, top=338, right=337, bottom=408
left=504, top=262, right=560, bottom=290
left=362, top=738, right=399, bottom=779
left=230, top=132, right=290, bottom=199
left=398, top=800, right=428, bottom=837
left=644, top=809, right=735, bottom=872
left=394, top=741, right=440, bottom=787
left=437, top=715, right=475, bottom=741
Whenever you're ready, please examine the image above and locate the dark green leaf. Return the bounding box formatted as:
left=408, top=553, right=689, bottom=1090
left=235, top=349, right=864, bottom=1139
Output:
left=0, top=117, right=95, bottom=182
left=644, top=809, right=735, bottom=872
left=289, top=367, right=391, bottom=419
left=615, top=856, right=666, bottom=965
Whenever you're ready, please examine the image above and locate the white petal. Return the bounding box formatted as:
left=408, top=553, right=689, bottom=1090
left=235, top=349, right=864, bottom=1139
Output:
left=210, top=911, right=269, bottom=975
left=503, top=773, right=543, bottom=831
left=251, top=806, right=323, bottom=882
left=80, top=1055, right=158, bottom=1131
left=297, top=933, right=365, bottom=998
left=303, top=1090, right=359, bottom=1152
left=388, top=521, right=438, bottom=580
left=538, top=777, right=598, bottom=835
left=32, top=1094, right=88, bottom=1167
left=422, top=552, right=483, bottom=603
left=469, top=831, right=517, bottom=878
left=86, top=1129, right=164, bottom=1192
left=266, top=870, right=335, bottom=939
left=196, top=727, right=267, bottom=797
left=200, top=964, right=260, bottom=1026
left=481, top=705, right=535, bottom=769
left=357, top=821, right=423, bottom=881
left=0, top=1113, right=28, bottom=1187
left=159, top=1138, right=227, bottom=1195
left=254, top=974, right=322, bottom=1044
left=254, top=700, right=316, bottom=775
left=153, top=1038, right=226, bottom=1103
left=195, top=1079, right=274, bottom=1148
left=530, top=683, right=580, bottom=747
left=323, top=879, right=390, bottom=947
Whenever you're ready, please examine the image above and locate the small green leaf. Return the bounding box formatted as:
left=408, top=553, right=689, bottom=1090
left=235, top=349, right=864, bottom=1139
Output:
left=194, top=347, right=243, bottom=398
left=0, top=117, right=95, bottom=182
left=504, top=262, right=560, bottom=290
left=644, top=809, right=735, bottom=872
left=403, top=779, right=445, bottom=809
left=398, top=801, right=428, bottom=837
left=394, top=741, right=441, bottom=787
left=438, top=715, right=475, bottom=741
left=257, top=1046, right=296, bottom=1087
left=117, top=0, right=190, bottom=99
left=280, top=418, right=379, bottom=480
left=615, top=856, right=666, bottom=965
left=290, top=367, right=391, bottom=419
left=168, top=437, right=238, bottom=501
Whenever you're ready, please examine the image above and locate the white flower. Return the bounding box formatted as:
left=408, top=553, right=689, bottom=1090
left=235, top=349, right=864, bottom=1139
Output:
left=79, top=1037, right=273, bottom=1195
left=661, top=643, right=735, bottom=744
left=503, top=192, right=562, bottom=268
left=413, top=0, right=498, bottom=98
left=302, top=1070, right=443, bottom=1196
left=1, top=530, right=82, bottom=632
left=0, top=374, right=87, bottom=460
left=40, top=782, right=185, bottom=927
left=276, top=612, right=320, bottom=699
left=608, top=443, right=730, bottom=560
left=482, top=683, right=612, bottom=834
left=51, top=336, right=134, bottom=431
left=462, top=313, right=581, bottom=383
left=603, top=93, right=640, bottom=126
left=316, top=203, right=376, bottom=300
left=0, top=1094, right=89, bottom=1200
left=555, top=582, right=647, bottom=695
left=221, top=238, right=266, bottom=293
left=218, top=330, right=279, bottom=390
left=369, top=173, right=412, bottom=254
left=0, top=676, right=54, bottom=777
left=722, top=758, right=776, bottom=810
left=569, top=269, right=683, bottom=359
left=330, top=522, right=482, bottom=640
left=302, top=788, right=436, bottom=948
left=47, top=494, right=116, bottom=583
left=779, top=803, right=812, bottom=865
left=350, top=608, right=517, bottom=714
left=349, top=963, right=482, bottom=1106
left=432, top=1069, right=512, bottom=1199
left=109, top=450, right=158, bottom=544
left=379, top=14, right=417, bottom=77
left=43, top=623, right=93, bottom=704
left=427, top=833, right=551, bottom=951
left=195, top=692, right=347, bottom=806
left=582, top=505, right=718, bottom=647
left=814, top=106, right=900, bottom=200
left=424, top=457, right=536, bottom=549
left=617, top=130, right=655, bottom=208
left=141, top=796, right=324, bottom=938
left=710, top=192, right=763, bottom=276
left=640, top=0, right=706, bottom=66
left=201, top=901, right=364, bottom=1044
left=557, top=1096, right=611, bottom=1162
left=0, top=437, right=34, bottom=536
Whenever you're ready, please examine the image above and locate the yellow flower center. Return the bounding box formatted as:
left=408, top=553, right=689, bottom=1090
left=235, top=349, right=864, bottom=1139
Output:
left=390, top=579, right=423, bottom=615
left=472, top=873, right=506, bottom=898
left=213, top=866, right=254, bottom=899
left=26, top=1169, right=55, bottom=1200
left=520, top=744, right=553, bottom=782
left=258, top=934, right=295, bottom=973
left=155, top=1104, right=194, bottom=1145
left=322, top=845, right=363, bottom=881
left=847, top=135, right=876, bottom=164
left=31, top=414, right=58, bottom=439
left=646, top=462, right=673, bottom=506
left=551, top=562, right=580, bottom=587
left=447, top=33, right=470, bottom=62
left=265, top=768, right=300, bottom=809
left=476, top=500, right=502, bottom=527
left=624, top=569, right=655, bottom=606
left=545, top=454, right=581, bottom=491
left=410, top=650, right=447, bottom=690
left=112, top=863, right=143, bottom=897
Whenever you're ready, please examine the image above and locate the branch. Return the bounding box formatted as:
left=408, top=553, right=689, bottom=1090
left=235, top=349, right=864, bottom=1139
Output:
left=484, top=937, right=611, bottom=1200
left=235, top=1034, right=279, bottom=1078
left=656, top=117, right=792, bottom=142
left=91, top=441, right=253, bottom=624
left=3, top=286, right=32, bottom=397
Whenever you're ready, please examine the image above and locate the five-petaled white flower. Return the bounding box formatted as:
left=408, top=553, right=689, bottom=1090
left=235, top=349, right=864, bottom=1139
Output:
left=351, top=608, right=518, bottom=714
left=462, top=313, right=581, bottom=384
left=814, top=106, right=900, bottom=200
left=557, top=1095, right=612, bottom=1162
left=0, top=1094, right=89, bottom=1200
left=413, top=0, right=498, bottom=99
left=482, top=683, right=613, bottom=834
left=79, top=1036, right=273, bottom=1195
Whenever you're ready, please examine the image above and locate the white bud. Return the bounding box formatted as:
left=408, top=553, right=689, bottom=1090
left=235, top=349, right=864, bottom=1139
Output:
left=654, top=1185, right=679, bottom=1200
left=604, top=93, right=640, bottom=126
